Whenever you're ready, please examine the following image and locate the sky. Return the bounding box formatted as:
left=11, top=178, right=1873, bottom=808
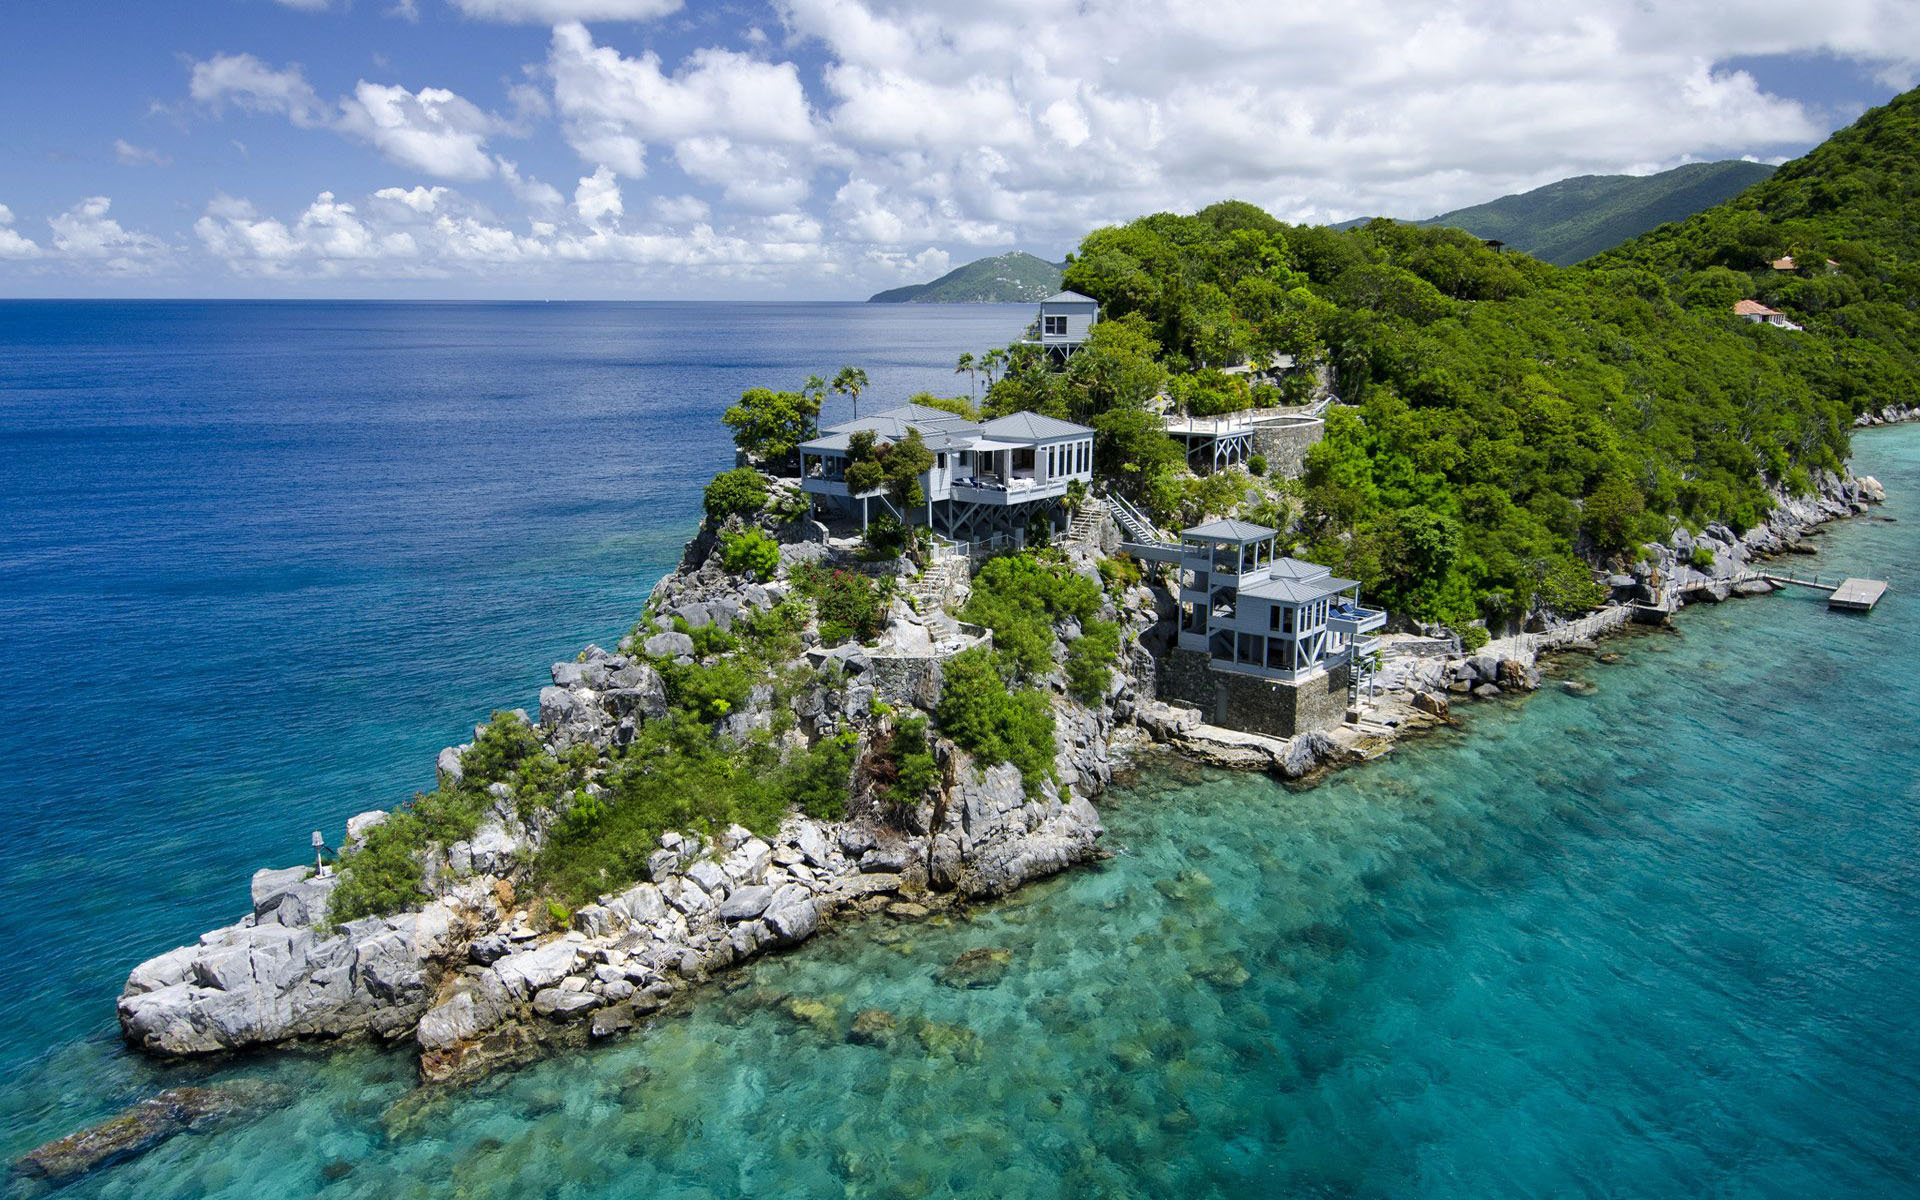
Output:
left=0, top=0, right=1915, bottom=299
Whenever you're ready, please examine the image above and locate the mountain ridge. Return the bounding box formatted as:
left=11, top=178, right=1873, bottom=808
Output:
left=1337, top=160, right=1776, bottom=264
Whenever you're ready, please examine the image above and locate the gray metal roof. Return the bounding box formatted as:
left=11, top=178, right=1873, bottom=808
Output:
left=979, top=411, right=1093, bottom=440
left=1182, top=518, right=1275, bottom=542
left=1040, top=290, right=1099, bottom=306
left=1267, top=556, right=1333, bottom=581
left=1239, top=573, right=1358, bottom=603
left=801, top=403, right=981, bottom=453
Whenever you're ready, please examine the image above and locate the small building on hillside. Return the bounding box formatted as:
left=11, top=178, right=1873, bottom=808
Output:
left=798, top=403, right=1095, bottom=548
left=1026, top=290, right=1100, bottom=362
left=1734, top=299, right=1802, bottom=331
left=1152, top=519, right=1386, bottom=736
left=1769, top=255, right=1797, bottom=271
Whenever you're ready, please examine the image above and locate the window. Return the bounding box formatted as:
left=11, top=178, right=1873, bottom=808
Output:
left=937, top=453, right=947, bottom=470
left=1269, top=605, right=1280, bottom=631
left=1043, top=314, right=1067, bottom=336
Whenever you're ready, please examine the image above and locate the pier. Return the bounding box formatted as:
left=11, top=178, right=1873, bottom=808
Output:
left=1758, top=569, right=1889, bottom=612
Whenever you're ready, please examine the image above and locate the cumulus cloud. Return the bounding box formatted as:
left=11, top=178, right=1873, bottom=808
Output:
left=0, top=204, right=42, bottom=259
left=189, top=184, right=842, bottom=286
left=449, top=0, right=682, bottom=19
left=48, top=196, right=170, bottom=271
left=374, top=185, right=450, bottom=213
left=336, top=81, right=503, bottom=180
left=549, top=23, right=817, bottom=178
left=574, top=165, right=623, bottom=225
left=189, top=53, right=331, bottom=128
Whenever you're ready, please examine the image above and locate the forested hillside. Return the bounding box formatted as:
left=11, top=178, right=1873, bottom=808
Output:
left=1415, top=160, right=1775, bottom=265
left=967, top=87, right=1919, bottom=636
left=868, top=252, right=1063, bottom=303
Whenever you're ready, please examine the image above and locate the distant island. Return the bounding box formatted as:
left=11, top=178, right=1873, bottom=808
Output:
left=868, top=251, right=1063, bottom=303
left=1341, top=159, right=1775, bottom=265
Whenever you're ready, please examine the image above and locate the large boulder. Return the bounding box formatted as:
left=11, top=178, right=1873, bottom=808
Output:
left=762, top=885, right=821, bottom=944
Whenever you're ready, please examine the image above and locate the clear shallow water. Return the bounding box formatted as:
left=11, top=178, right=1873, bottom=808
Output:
left=5, top=307, right=1920, bottom=1198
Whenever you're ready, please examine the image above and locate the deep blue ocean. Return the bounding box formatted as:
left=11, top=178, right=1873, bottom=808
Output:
left=2, top=301, right=1918, bottom=1198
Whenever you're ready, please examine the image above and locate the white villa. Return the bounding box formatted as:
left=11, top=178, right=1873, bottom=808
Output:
left=1025, top=290, right=1100, bottom=362
left=1174, top=519, right=1384, bottom=684
left=798, top=403, right=1096, bottom=548
left=1734, top=299, right=1803, bottom=331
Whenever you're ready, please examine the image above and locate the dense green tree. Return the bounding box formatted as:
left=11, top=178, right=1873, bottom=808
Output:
left=722, top=385, right=822, bottom=467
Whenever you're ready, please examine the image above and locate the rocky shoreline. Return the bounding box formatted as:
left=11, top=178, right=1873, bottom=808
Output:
left=111, top=462, right=1889, bottom=1082
left=23, top=438, right=1887, bottom=1185
left=114, top=500, right=1157, bottom=1090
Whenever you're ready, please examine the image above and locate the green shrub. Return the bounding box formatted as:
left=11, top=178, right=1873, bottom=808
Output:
left=1248, top=453, right=1269, bottom=476
left=934, top=647, right=1058, bottom=794
left=720, top=528, right=781, bottom=581
left=672, top=616, right=737, bottom=659
left=1689, top=545, right=1716, bottom=570
left=891, top=718, right=942, bottom=801
left=780, top=732, right=859, bottom=821
left=660, top=656, right=755, bottom=721
left=1459, top=624, right=1490, bottom=653
left=1097, top=556, right=1142, bottom=594
left=792, top=562, right=891, bottom=645
left=532, top=713, right=788, bottom=903
left=1065, top=618, right=1122, bottom=703
left=704, top=468, right=768, bottom=523
left=961, top=553, right=1102, bottom=680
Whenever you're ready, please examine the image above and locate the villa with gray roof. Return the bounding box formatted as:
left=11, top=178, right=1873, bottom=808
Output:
left=1149, top=517, right=1386, bottom=735
left=1025, top=290, right=1100, bottom=362
left=798, top=403, right=1095, bottom=548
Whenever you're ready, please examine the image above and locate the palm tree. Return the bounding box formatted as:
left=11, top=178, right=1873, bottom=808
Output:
left=831, top=366, right=869, bottom=417
left=981, top=347, right=1008, bottom=391
left=954, top=352, right=977, bottom=397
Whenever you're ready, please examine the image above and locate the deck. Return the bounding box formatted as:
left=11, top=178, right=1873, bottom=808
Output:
left=1828, top=578, right=1888, bottom=611
left=1760, top=569, right=1889, bottom=612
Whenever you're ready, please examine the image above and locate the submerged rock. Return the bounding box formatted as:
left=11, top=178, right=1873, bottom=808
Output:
left=12, top=1080, right=291, bottom=1186
left=936, top=946, right=1013, bottom=989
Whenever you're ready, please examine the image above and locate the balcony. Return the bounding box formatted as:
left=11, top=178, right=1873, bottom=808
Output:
left=1326, top=603, right=1386, bottom=638
left=949, top=474, right=1070, bottom=506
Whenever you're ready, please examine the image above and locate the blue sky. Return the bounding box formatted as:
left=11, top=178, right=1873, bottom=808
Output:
left=1, top=0, right=1914, bottom=299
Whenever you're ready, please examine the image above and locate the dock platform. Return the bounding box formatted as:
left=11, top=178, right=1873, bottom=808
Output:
left=1828, top=578, right=1888, bottom=612
left=1760, top=569, right=1889, bottom=612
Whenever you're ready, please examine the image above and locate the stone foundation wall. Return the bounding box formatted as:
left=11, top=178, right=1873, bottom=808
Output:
left=1253, top=420, right=1324, bottom=479
left=1158, top=647, right=1350, bottom=737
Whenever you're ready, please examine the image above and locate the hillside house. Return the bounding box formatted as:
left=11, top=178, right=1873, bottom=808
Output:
left=1147, top=518, right=1385, bottom=735
left=1734, top=299, right=1803, bottom=331
left=798, top=403, right=1095, bottom=548
left=1025, top=290, right=1100, bottom=363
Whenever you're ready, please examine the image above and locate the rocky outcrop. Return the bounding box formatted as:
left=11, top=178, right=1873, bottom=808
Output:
left=11, top=1081, right=291, bottom=1186
left=116, top=513, right=1144, bottom=1083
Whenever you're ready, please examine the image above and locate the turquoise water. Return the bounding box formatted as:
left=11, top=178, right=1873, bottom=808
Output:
left=5, top=307, right=1920, bottom=1196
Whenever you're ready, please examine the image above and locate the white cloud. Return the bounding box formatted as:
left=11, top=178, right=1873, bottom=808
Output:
left=196, top=191, right=416, bottom=271
left=374, top=185, right=450, bottom=213
left=449, top=0, right=682, bottom=21
left=188, top=53, right=331, bottom=128
left=337, top=81, right=502, bottom=180
left=549, top=23, right=817, bottom=178
left=114, top=139, right=172, bottom=167
left=652, top=193, right=711, bottom=222
left=48, top=196, right=170, bottom=271
left=575, top=165, right=624, bottom=225
left=0, top=204, right=42, bottom=259
left=189, top=55, right=513, bottom=182
left=497, top=157, right=565, bottom=213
